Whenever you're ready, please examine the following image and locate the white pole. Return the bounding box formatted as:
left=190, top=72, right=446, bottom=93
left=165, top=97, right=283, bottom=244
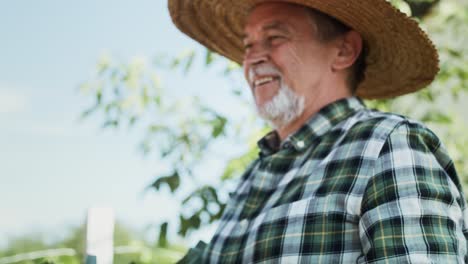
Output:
left=85, top=207, right=114, bottom=264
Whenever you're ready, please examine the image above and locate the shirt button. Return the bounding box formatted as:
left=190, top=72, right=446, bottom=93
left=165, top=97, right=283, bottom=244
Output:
left=297, top=141, right=305, bottom=149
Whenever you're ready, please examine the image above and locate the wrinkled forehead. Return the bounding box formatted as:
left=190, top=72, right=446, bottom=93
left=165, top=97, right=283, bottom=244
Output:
left=243, top=2, right=311, bottom=35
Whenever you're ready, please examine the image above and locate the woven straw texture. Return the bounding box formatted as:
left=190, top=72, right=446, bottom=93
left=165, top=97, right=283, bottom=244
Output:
left=168, top=0, right=439, bottom=99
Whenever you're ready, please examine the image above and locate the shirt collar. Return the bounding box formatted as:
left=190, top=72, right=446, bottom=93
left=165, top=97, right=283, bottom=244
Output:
left=258, top=97, right=366, bottom=156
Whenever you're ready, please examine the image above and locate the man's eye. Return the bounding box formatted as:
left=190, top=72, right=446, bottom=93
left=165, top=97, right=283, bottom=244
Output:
left=268, top=36, right=284, bottom=44
left=244, top=43, right=252, bottom=51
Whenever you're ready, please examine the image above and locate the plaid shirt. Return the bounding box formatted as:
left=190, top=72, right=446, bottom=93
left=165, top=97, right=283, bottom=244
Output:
left=179, top=97, right=468, bottom=263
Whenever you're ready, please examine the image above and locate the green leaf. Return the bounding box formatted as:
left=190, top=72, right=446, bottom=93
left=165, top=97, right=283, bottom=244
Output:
left=96, top=90, right=102, bottom=104
left=221, top=147, right=258, bottom=180
left=80, top=105, right=98, bottom=120
left=421, top=111, right=452, bottom=124
left=182, top=186, right=219, bottom=206
left=179, top=214, right=201, bottom=237
left=210, top=203, right=226, bottom=223
left=150, top=172, right=181, bottom=193
left=129, top=116, right=138, bottom=127
left=223, top=61, right=241, bottom=75
left=102, top=120, right=119, bottom=128
left=211, top=115, right=227, bottom=138
left=419, top=89, right=435, bottom=102
left=158, top=222, right=168, bottom=248
left=447, top=47, right=462, bottom=57
left=205, top=50, right=214, bottom=66
left=170, top=58, right=181, bottom=69
left=149, top=124, right=169, bottom=133
left=183, top=51, right=195, bottom=75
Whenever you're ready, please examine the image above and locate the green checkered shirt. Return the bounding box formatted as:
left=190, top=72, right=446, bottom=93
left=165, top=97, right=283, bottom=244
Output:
left=180, top=97, right=468, bottom=263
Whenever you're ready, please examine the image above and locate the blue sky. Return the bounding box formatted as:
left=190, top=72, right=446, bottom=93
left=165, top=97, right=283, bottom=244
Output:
left=0, top=0, right=247, bottom=247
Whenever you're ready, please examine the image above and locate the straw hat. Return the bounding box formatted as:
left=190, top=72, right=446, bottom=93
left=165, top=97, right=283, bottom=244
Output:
left=168, top=0, right=439, bottom=99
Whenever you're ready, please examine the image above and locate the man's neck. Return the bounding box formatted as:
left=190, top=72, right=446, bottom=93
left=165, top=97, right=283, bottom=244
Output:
left=276, top=93, right=352, bottom=141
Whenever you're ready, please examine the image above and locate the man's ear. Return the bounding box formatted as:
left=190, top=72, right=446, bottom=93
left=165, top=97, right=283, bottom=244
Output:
left=332, top=30, right=363, bottom=71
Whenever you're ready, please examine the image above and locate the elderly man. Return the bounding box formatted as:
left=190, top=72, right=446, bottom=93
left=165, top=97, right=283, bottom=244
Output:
left=170, top=0, right=468, bottom=263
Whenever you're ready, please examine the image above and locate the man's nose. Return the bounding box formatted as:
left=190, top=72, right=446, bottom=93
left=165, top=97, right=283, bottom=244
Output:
left=244, top=44, right=269, bottom=67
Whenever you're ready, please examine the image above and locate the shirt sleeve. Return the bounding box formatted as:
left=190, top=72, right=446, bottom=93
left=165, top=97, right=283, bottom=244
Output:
left=359, top=121, right=467, bottom=263
left=176, top=241, right=207, bottom=264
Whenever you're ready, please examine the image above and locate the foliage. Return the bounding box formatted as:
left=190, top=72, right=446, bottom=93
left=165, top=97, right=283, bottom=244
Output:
left=78, top=0, right=468, bottom=254
left=368, top=0, right=468, bottom=191
left=0, top=222, right=185, bottom=264
left=79, top=49, right=257, bottom=242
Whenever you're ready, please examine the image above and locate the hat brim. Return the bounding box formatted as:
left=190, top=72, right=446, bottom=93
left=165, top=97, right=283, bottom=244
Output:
left=168, top=0, right=439, bottom=99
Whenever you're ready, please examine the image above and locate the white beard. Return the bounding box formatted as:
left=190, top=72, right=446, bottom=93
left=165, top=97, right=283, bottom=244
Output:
left=256, top=82, right=305, bottom=129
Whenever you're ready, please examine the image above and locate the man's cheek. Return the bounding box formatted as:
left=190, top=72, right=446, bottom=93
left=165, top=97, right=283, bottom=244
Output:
left=277, top=50, right=302, bottom=78
left=283, top=46, right=303, bottom=64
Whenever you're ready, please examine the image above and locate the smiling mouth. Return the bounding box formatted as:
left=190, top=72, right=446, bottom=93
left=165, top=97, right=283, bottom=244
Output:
left=254, top=76, right=279, bottom=88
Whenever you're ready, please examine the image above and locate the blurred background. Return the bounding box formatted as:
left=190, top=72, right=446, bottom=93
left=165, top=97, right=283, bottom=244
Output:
left=0, top=0, right=467, bottom=263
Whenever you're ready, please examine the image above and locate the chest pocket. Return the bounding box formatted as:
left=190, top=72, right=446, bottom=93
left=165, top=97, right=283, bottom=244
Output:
left=242, top=195, right=361, bottom=262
